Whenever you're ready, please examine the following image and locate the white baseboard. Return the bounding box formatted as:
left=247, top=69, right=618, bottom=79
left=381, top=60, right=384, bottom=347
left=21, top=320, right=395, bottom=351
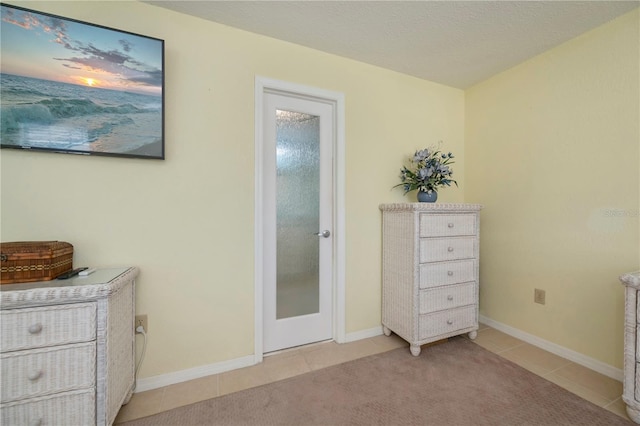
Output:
left=136, top=326, right=384, bottom=393
left=344, top=326, right=384, bottom=342
left=135, top=354, right=255, bottom=393
left=479, top=315, right=623, bottom=382
left=136, top=319, right=622, bottom=393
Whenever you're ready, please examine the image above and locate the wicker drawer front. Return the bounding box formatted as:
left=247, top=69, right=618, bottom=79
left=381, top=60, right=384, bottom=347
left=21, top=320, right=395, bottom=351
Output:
left=419, top=283, right=476, bottom=314
left=0, top=303, right=96, bottom=353
left=419, top=305, right=476, bottom=340
left=1, top=342, right=96, bottom=403
left=419, top=260, right=475, bottom=289
left=419, top=214, right=476, bottom=237
left=419, top=237, right=476, bottom=263
left=1, top=389, right=95, bottom=426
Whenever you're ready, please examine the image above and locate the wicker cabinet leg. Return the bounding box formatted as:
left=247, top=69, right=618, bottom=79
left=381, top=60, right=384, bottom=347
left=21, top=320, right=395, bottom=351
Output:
left=626, top=405, right=640, bottom=424
left=468, top=330, right=477, bottom=340
left=410, top=344, right=421, bottom=356
left=383, top=326, right=391, bottom=336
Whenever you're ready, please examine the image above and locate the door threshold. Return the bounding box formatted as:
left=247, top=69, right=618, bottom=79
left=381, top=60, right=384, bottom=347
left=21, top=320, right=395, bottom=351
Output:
left=264, top=338, right=334, bottom=357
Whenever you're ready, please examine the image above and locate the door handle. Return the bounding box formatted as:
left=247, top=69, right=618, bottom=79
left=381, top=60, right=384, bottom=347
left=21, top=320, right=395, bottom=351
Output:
left=314, top=230, right=331, bottom=238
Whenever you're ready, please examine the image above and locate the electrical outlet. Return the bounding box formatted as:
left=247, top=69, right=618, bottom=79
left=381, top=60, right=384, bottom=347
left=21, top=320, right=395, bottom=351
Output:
left=534, top=289, right=546, bottom=305
left=135, top=314, right=148, bottom=332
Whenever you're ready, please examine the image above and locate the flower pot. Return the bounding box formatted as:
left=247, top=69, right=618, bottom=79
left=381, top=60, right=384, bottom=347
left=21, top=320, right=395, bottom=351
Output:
left=417, top=190, right=437, bottom=203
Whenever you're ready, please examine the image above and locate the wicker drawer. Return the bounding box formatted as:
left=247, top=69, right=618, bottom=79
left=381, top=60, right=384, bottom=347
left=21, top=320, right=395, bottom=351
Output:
left=419, top=214, right=476, bottom=237
left=419, top=305, right=476, bottom=340
left=1, top=303, right=96, bottom=353
left=1, top=342, right=96, bottom=403
left=1, top=389, right=95, bottom=426
left=419, top=283, right=476, bottom=314
left=419, top=237, right=476, bottom=263
left=419, top=259, right=475, bottom=289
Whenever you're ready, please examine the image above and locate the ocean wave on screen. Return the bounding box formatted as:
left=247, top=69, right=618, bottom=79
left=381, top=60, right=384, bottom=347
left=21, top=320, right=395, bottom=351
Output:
left=1, top=74, right=161, bottom=152
left=1, top=104, right=54, bottom=132
left=87, top=117, right=135, bottom=142
left=38, top=98, right=146, bottom=118
left=1, top=98, right=150, bottom=131
left=2, top=85, right=51, bottom=99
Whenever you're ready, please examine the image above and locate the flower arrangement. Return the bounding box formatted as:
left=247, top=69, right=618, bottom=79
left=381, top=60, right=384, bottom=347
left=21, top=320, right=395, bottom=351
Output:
left=394, top=145, right=458, bottom=195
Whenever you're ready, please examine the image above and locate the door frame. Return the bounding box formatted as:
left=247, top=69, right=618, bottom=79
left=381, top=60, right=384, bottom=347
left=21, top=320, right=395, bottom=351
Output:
left=254, top=76, right=346, bottom=363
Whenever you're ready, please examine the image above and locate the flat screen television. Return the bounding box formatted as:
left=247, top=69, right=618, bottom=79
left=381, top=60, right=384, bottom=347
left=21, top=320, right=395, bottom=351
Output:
left=0, top=4, right=165, bottom=159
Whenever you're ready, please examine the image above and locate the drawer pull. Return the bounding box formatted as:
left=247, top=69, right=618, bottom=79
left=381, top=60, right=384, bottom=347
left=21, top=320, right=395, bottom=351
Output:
left=28, top=323, right=43, bottom=334
left=447, top=271, right=454, bottom=276
left=447, top=247, right=454, bottom=252
left=446, top=320, right=454, bottom=325
left=447, top=295, right=454, bottom=301
left=27, top=370, right=43, bottom=381
left=448, top=223, right=454, bottom=228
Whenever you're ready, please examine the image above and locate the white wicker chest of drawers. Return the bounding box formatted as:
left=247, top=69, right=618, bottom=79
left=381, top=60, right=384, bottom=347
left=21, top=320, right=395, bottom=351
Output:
left=620, top=271, right=640, bottom=423
left=0, top=267, right=138, bottom=426
left=380, top=203, right=482, bottom=356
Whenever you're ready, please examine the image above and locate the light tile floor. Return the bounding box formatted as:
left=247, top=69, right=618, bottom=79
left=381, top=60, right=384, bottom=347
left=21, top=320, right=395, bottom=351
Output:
left=114, top=324, right=630, bottom=423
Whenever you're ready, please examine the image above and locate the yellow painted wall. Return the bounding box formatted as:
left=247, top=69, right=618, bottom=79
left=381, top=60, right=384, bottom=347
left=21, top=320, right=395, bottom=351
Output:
left=465, top=10, right=640, bottom=368
left=0, top=1, right=464, bottom=378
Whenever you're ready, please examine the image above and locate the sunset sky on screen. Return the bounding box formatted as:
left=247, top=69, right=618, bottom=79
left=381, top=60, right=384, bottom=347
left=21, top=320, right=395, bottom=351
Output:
left=0, top=5, right=162, bottom=96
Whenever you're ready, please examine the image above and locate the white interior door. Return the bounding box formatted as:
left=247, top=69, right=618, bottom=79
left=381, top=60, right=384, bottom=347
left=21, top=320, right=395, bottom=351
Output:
left=262, top=91, right=333, bottom=353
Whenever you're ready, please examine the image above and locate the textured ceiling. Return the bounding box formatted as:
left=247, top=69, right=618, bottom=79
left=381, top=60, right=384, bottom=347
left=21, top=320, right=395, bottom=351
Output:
left=145, top=1, right=639, bottom=89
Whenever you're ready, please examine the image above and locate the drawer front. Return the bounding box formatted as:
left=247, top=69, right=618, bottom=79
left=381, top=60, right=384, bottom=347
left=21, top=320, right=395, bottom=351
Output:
left=420, top=237, right=476, bottom=263
left=636, top=293, right=640, bottom=324
left=1, top=303, right=96, bottom=353
left=419, top=259, right=475, bottom=289
left=1, top=342, right=96, bottom=403
left=419, top=305, right=477, bottom=340
left=419, top=283, right=476, bottom=314
left=420, top=214, right=476, bottom=237
left=1, top=389, right=95, bottom=426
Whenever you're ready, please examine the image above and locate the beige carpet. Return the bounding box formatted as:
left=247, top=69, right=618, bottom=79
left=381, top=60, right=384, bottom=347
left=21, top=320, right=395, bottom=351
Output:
left=122, top=337, right=632, bottom=425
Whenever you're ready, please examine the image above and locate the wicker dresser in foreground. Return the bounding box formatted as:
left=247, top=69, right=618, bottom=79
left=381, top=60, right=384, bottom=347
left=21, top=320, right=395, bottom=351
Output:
left=620, top=271, right=640, bottom=423
left=0, top=267, right=138, bottom=426
left=380, top=203, right=482, bottom=356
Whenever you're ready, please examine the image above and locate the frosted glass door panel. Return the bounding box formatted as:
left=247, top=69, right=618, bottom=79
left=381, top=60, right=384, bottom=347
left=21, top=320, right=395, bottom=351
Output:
left=276, top=110, right=320, bottom=319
